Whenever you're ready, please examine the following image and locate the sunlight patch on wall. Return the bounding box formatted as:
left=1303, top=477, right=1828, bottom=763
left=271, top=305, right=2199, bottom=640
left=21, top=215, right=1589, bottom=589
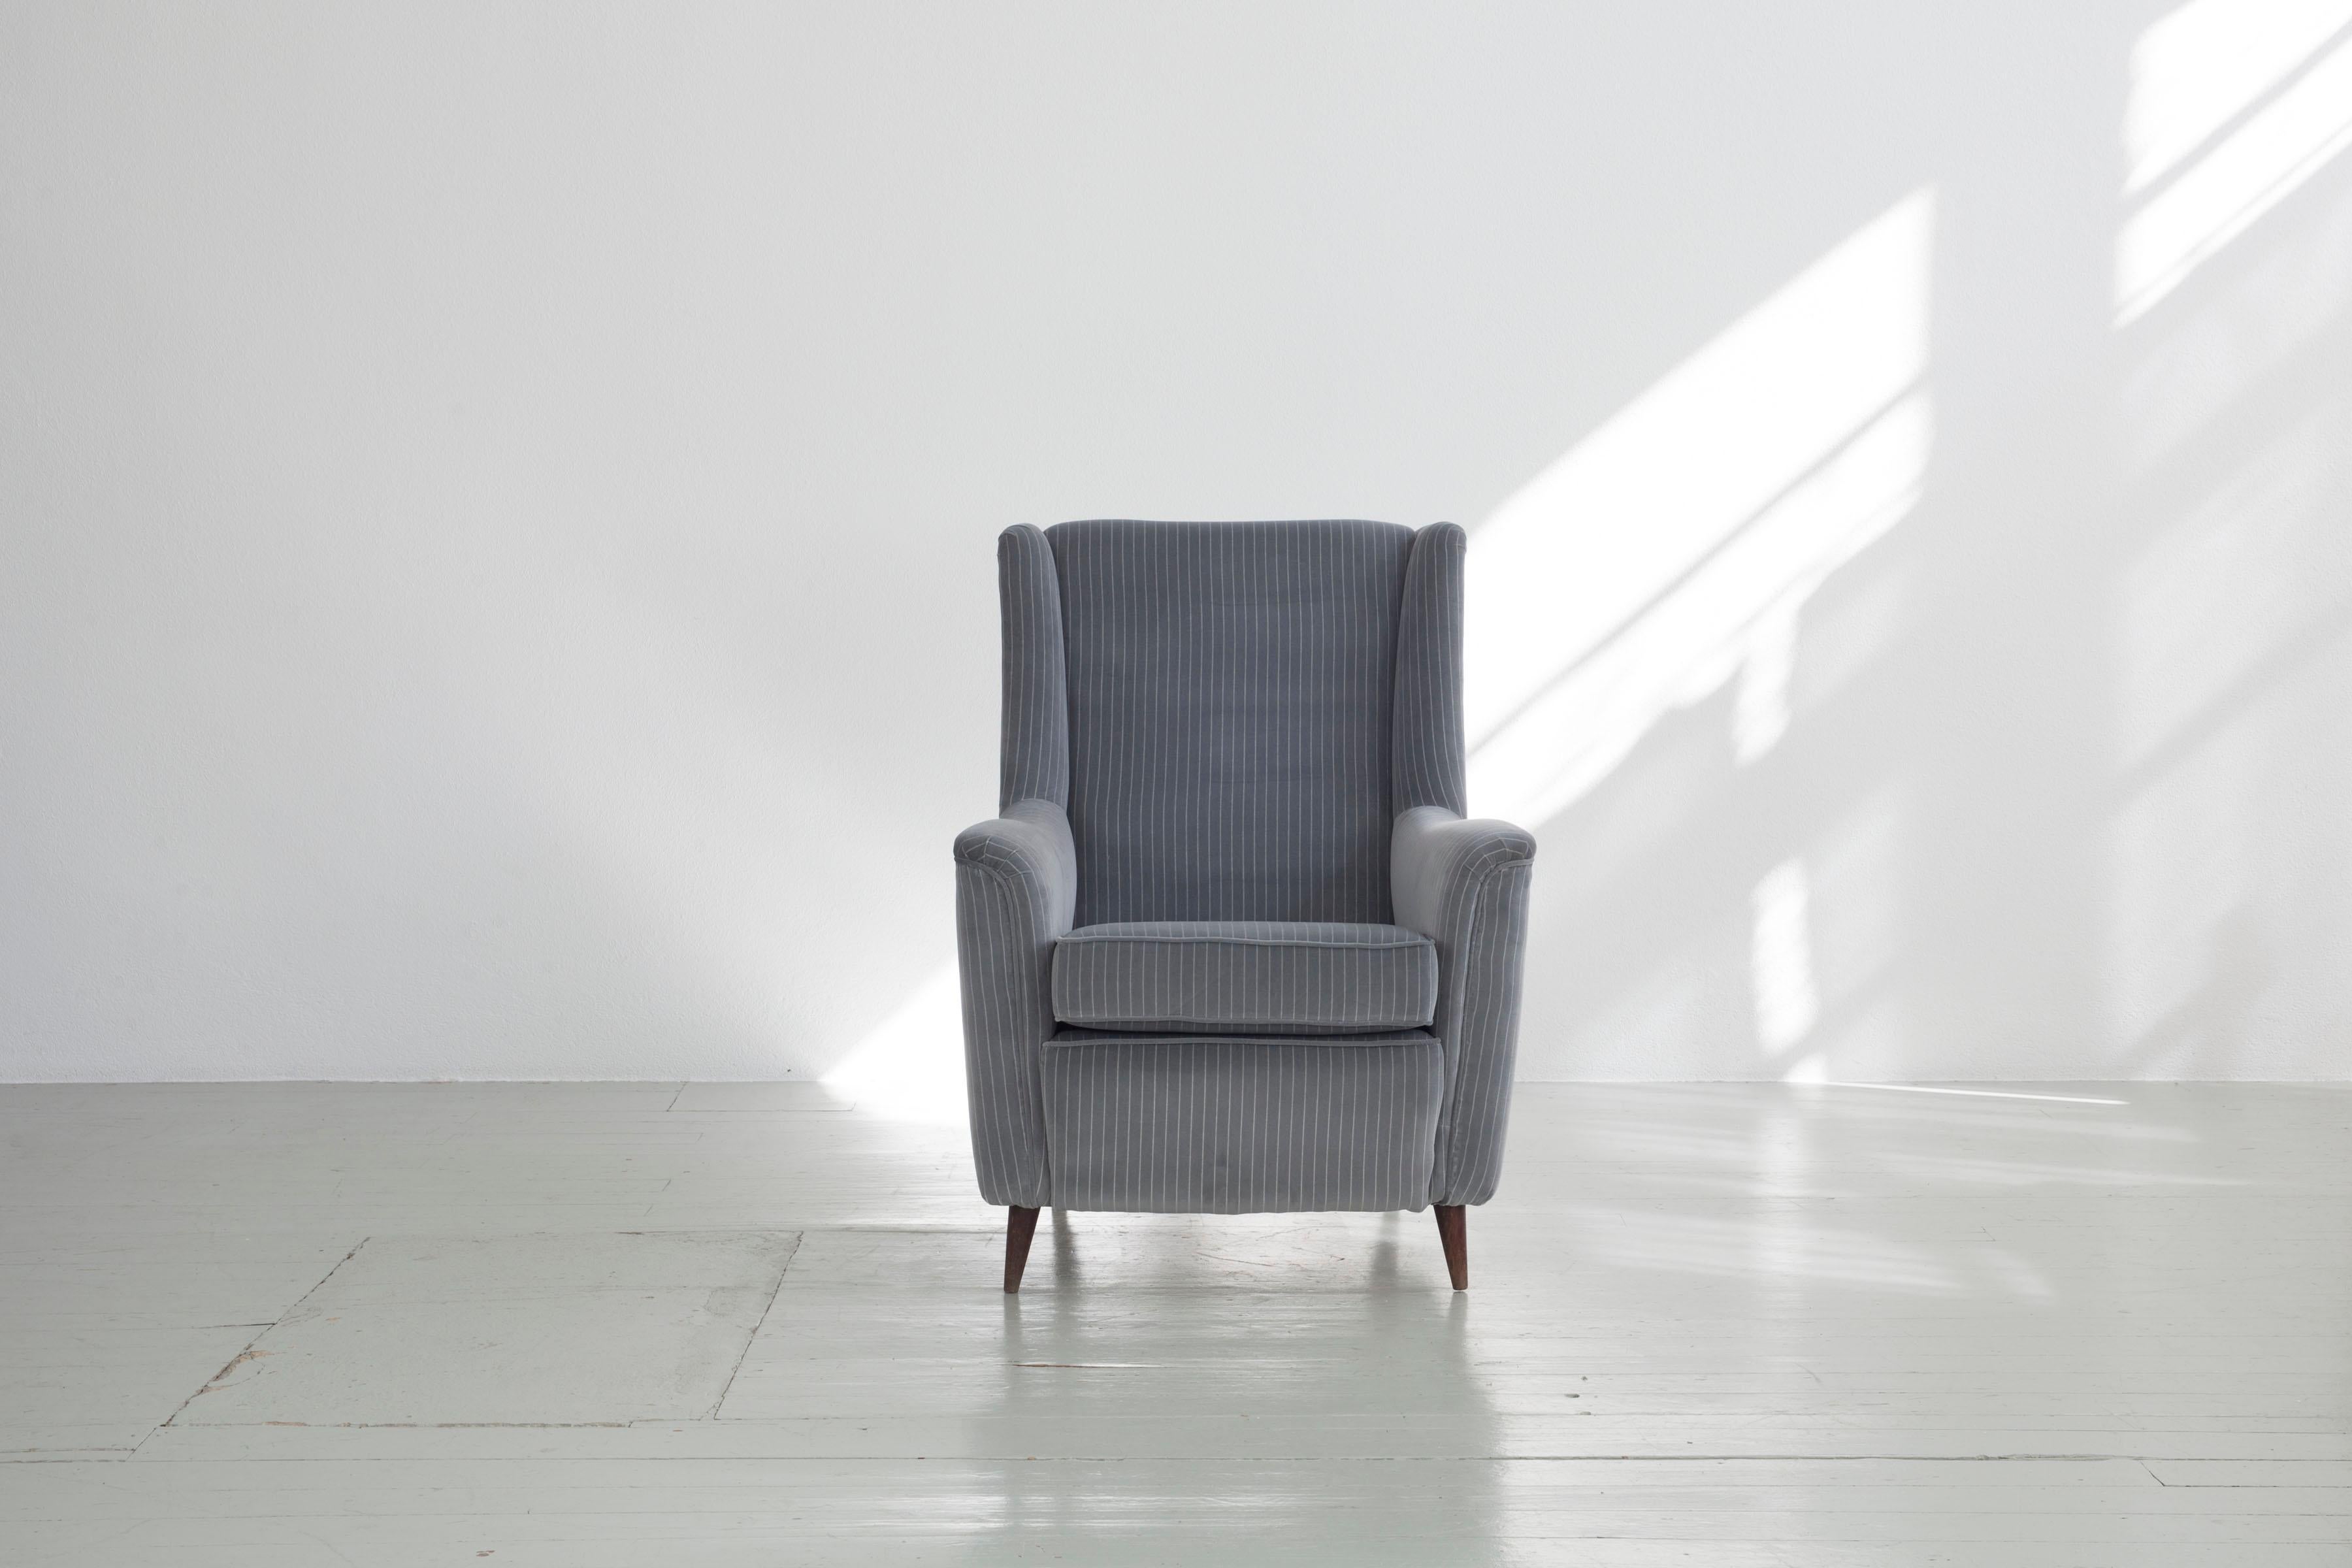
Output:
left=2124, top=0, right=2352, bottom=191
left=823, top=958, right=968, bottom=1123
left=2117, top=0, right=2352, bottom=323
left=1465, top=190, right=1935, bottom=827
left=2115, top=408, right=2343, bottom=767
left=1751, top=858, right=1822, bottom=1079
left=1731, top=598, right=1803, bottom=765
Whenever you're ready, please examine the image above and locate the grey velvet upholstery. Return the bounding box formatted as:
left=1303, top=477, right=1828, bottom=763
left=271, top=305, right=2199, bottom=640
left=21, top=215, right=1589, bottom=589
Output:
left=1053, top=519, right=1410, bottom=925
left=953, top=798, right=1073, bottom=1210
left=996, top=526, right=1069, bottom=812
left=1391, top=806, right=1537, bottom=1205
left=956, top=518, right=1533, bottom=1215
left=1053, top=921, right=1437, bottom=1036
left=1048, top=1026, right=1437, bottom=1048
left=1043, top=1039, right=1444, bottom=1213
left=1393, top=521, right=1469, bottom=817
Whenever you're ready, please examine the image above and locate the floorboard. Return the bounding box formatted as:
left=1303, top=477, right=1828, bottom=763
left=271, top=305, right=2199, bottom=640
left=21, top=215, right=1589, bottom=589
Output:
left=0, top=1079, right=2345, bottom=1563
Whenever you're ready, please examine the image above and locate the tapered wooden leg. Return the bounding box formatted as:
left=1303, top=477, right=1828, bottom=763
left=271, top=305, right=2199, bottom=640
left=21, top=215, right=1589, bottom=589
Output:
left=1434, top=1204, right=1469, bottom=1290
left=1003, top=1205, right=1041, bottom=1294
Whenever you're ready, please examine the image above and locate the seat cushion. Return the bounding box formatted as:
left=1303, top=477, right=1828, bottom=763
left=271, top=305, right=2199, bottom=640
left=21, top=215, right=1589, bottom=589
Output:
left=1051, top=921, right=1438, bottom=1036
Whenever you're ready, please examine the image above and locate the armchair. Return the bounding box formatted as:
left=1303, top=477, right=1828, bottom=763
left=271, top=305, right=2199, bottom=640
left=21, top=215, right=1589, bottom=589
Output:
left=955, top=519, right=1534, bottom=1290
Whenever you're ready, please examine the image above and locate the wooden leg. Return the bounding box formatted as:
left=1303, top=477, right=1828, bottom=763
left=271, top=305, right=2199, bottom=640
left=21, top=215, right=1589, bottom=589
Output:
left=1003, top=1205, right=1041, bottom=1294
left=1434, top=1204, right=1469, bottom=1291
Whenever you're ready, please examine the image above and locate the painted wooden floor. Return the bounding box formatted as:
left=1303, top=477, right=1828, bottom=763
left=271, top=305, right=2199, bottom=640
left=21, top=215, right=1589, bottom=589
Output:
left=2, top=1080, right=2348, bottom=1565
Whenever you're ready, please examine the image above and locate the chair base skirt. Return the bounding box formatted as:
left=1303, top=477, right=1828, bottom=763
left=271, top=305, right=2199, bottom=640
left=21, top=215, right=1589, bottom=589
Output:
left=1041, top=1037, right=1443, bottom=1214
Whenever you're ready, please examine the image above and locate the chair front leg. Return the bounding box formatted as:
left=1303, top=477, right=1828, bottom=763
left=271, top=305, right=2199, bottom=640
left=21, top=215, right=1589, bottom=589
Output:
left=1433, top=1204, right=1468, bottom=1290
left=1003, top=1205, right=1041, bottom=1293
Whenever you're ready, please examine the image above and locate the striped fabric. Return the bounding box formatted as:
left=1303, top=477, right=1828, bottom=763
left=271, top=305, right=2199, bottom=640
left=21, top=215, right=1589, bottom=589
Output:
left=1048, top=1026, right=1437, bottom=1048
left=996, top=525, right=1069, bottom=811
left=953, top=799, right=1074, bottom=1209
left=1391, top=806, right=1537, bottom=1206
left=1051, top=921, right=1437, bottom=1035
left=956, top=519, right=1535, bottom=1218
left=1043, top=1039, right=1444, bottom=1213
left=1051, top=519, right=1413, bottom=925
left=1392, top=522, right=1469, bottom=816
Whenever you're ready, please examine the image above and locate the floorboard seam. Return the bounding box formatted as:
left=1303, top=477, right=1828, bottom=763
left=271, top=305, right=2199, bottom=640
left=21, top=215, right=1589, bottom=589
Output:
left=158, top=1421, right=640, bottom=1430
left=704, top=1231, right=804, bottom=1422
left=140, top=1235, right=373, bottom=1445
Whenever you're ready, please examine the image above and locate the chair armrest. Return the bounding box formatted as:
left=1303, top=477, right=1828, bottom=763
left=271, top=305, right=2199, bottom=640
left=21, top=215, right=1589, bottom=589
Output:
left=1391, top=808, right=1535, bottom=939
left=1390, top=806, right=1537, bottom=1206
left=953, top=798, right=1078, bottom=936
left=953, top=798, right=1077, bottom=1207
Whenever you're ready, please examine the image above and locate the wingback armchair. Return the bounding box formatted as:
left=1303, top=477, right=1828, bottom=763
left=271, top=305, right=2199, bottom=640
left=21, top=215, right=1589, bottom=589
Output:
left=955, top=519, right=1535, bottom=1291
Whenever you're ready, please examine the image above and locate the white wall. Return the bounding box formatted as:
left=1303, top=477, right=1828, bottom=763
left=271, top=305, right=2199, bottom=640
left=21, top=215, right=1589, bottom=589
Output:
left=5, top=1, right=2348, bottom=1083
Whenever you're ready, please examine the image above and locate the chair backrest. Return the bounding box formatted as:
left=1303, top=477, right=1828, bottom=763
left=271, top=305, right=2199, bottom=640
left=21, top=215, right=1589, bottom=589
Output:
left=998, top=518, right=1467, bottom=927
